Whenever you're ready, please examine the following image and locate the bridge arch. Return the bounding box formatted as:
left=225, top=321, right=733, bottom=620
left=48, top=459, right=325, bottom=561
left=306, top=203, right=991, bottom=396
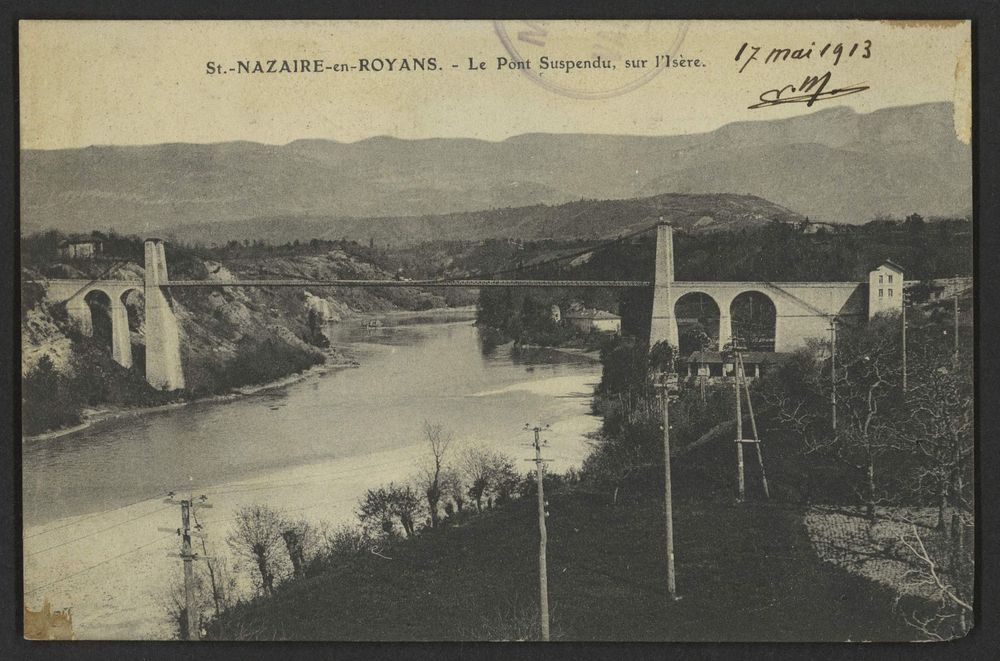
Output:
left=64, top=284, right=135, bottom=369
left=674, top=291, right=720, bottom=355
left=83, top=289, right=113, bottom=348
left=729, top=290, right=777, bottom=351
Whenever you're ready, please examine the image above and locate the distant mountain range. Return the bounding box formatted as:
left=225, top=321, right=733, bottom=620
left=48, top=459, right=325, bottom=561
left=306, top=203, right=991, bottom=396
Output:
left=21, top=102, right=970, bottom=243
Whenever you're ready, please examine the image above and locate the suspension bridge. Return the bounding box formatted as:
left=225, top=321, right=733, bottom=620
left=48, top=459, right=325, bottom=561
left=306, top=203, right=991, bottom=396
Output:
left=31, top=223, right=899, bottom=390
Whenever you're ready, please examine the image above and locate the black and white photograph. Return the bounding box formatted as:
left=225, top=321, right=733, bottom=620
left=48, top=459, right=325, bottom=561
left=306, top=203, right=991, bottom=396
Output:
left=16, top=19, right=975, bottom=642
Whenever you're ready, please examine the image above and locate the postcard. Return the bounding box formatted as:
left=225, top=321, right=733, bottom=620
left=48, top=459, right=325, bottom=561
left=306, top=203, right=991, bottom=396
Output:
left=19, top=19, right=972, bottom=641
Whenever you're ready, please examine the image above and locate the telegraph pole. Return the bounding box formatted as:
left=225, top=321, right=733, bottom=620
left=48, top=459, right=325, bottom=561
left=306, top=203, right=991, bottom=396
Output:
left=738, top=351, right=770, bottom=500
left=734, top=347, right=745, bottom=503
left=901, top=294, right=908, bottom=393
left=829, top=318, right=838, bottom=431
left=163, top=492, right=212, bottom=641
left=181, top=500, right=195, bottom=637
left=657, top=371, right=679, bottom=600
left=953, top=295, right=960, bottom=362
left=526, top=424, right=551, bottom=641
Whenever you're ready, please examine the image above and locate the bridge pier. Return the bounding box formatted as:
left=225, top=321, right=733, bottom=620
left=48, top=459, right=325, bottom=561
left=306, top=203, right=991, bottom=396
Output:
left=144, top=239, right=185, bottom=390
left=110, top=298, right=133, bottom=368
left=649, top=223, right=679, bottom=349
left=718, top=311, right=733, bottom=351
left=65, top=297, right=93, bottom=337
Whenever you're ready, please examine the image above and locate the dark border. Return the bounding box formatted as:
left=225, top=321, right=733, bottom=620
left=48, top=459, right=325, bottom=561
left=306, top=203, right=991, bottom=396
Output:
left=2, top=2, right=998, bottom=660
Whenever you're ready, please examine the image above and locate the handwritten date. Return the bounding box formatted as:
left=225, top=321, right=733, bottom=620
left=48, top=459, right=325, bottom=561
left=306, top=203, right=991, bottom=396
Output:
left=735, top=40, right=871, bottom=74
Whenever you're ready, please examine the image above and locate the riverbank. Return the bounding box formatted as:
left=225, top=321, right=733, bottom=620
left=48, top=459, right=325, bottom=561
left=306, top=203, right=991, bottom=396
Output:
left=21, top=307, right=479, bottom=443
left=23, top=316, right=601, bottom=638
left=21, top=352, right=360, bottom=444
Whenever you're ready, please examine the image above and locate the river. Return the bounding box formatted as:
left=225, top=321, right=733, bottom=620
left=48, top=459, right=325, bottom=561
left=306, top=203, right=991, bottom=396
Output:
left=22, top=311, right=603, bottom=639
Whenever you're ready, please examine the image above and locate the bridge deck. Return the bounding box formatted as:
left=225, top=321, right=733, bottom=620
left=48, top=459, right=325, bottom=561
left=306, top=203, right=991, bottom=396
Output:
left=162, top=279, right=652, bottom=288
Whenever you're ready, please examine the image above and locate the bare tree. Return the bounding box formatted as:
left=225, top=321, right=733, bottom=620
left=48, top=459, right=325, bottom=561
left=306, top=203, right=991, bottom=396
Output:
left=389, top=483, right=422, bottom=537
left=460, top=445, right=519, bottom=512
left=324, top=523, right=384, bottom=558
left=894, top=346, right=973, bottom=639
left=419, top=421, right=453, bottom=528
left=461, top=445, right=497, bottom=513
left=897, top=522, right=973, bottom=640
left=440, top=467, right=466, bottom=514
left=904, top=346, right=973, bottom=530
left=767, top=317, right=905, bottom=518
left=357, top=486, right=397, bottom=536
left=226, top=504, right=288, bottom=596
left=357, top=483, right=423, bottom=537
left=280, top=518, right=317, bottom=578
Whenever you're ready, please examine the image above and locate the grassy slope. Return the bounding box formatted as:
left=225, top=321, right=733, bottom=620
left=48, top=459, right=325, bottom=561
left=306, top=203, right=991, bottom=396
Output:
left=210, top=489, right=911, bottom=641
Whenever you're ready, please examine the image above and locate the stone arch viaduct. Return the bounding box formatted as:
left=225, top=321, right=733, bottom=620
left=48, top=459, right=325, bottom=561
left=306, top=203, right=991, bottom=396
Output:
left=36, top=226, right=894, bottom=391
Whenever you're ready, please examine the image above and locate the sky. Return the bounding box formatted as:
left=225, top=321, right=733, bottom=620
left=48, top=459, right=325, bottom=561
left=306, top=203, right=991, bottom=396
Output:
left=19, top=20, right=970, bottom=149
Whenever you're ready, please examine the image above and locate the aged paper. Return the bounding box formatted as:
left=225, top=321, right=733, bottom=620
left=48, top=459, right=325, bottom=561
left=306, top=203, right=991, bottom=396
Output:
left=20, top=20, right=972, bottom=641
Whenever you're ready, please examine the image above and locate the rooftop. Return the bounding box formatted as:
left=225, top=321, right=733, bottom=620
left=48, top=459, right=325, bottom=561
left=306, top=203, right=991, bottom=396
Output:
left=684, top=350, right=788, bottom=364
left=563, top=308, right=620, bottom=320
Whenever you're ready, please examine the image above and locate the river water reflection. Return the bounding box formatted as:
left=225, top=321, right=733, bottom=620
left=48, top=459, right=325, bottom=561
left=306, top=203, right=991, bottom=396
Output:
left=23, top=312, right=603, bottom=528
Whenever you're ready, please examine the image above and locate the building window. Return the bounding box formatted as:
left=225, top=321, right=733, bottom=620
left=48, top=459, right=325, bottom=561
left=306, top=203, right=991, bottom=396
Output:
left=888, top=289, right=893, bottom=297
left=879, top=289, right=884, bottom=298
left=888, top=275, right=893, bottom=284
left=879, top=275, right=884, bottom=284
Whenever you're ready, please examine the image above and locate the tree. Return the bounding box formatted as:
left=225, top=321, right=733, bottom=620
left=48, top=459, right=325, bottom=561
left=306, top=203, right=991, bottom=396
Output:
left=904, top=346, right=973, bottom=528
left=460, top=446, right=520, bottom=512
left=418, top=421, right=453, bottom=528
left=388, top=483, right=422, bottom=537
left=358, top=486, right=397, bottom=536
left=895, top=345, right=973, bottom=639
left=280, top=519, right=317, bottom=578
left=357, top=483, right=423, bottom=537
left=462, top=446, right=498, bottom=513
left=767, top=316, right=906, bottom=518
left=226, top=504, right=288, bottom=596
left=491, top=456, right=521, bottom=507
left=439, top=467, right=466, bottom=514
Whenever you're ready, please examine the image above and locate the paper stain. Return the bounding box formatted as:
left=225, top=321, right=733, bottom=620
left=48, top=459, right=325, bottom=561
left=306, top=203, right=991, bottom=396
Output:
left=878, top=20, right=967, bottom=29
left=952, top=38, right=972, bottom=145
left=24, top=599, right=75, bottom=640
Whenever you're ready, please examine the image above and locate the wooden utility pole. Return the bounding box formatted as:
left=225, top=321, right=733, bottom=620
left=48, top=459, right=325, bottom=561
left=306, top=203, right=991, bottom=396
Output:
left=829, top=319, right=838, bottom=431
left=657, top=372, right=679, bottom=600
left=734, top=350, right=745, bottom=502
left=163, top=492, right=212, bottom=641
left=953, top=296, right=960, bottom=361
left=738, top=352, right=770, bottom=499
left=180, top=500, right=195, bottom=638
left=528, top=425, right=551, bottom=641
left=902, top=295, right=908, bottom=393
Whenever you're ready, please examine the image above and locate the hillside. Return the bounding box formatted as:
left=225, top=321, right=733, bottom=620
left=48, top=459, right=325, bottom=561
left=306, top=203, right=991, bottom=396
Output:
left=168, top=192, right=805, bottom=246
left=21, top=103, right=970, bottom=240
left=20, top=237, right=450, bottom=435
left=206, top=489, right=912, bottom=641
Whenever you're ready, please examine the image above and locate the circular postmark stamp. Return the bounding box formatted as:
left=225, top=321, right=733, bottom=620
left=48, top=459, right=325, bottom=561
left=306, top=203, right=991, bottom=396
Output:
left=493, top=20, right=690, bottom=100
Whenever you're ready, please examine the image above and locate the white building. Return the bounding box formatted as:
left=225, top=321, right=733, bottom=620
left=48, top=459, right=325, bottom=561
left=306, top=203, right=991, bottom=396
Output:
left=868, top=259, right=905, bottom=318
left=563, top=308, right=621, bottom=333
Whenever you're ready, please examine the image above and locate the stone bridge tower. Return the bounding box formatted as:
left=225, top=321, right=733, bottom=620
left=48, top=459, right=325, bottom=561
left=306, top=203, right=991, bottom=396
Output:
left=649, top=223, right=679, bottom=348
left=143, top=239, right=185, bottom=390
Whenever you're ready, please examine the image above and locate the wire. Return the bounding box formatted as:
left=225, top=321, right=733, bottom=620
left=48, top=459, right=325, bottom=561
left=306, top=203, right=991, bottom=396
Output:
left=25, top=505, right=173, bottom=557
left=25, top=491, right=173, bottom=540
left=198, top=456, right=420, bottom=498
left=52, top=258, right=133, bottom=303
left=24, top=534, right=174, bottom=596
left=466, top=222, right=659, bottom=281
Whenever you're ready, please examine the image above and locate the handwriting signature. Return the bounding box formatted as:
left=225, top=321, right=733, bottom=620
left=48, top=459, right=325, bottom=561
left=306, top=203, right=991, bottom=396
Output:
left=748, top=71, right=869, bottom=110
